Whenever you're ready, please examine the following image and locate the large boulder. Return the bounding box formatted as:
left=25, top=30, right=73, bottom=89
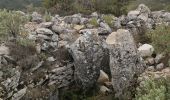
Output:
left=69, top=31, right=104, bottom=90
left=106, top=29, right=145, bottom=99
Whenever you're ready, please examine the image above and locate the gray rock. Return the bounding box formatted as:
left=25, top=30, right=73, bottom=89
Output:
left=69, top=31, right=104, bottom=90
left=40, top=22, right=53, bottom=28
left=128, top=10, right=140, bottom=20
left=47, top=57, right=56, bottom=62
left=156, top=63, right=164, bottom=71
left=155, top=53, right=166, bottom=64
left=106, top=29, right=145, bottom=99
left=162, top=12, right=170, bottom=22
left=0, top=45, right=9, bottom=55
left=36, top=28, right=53, bottom=35
left=138, top=44, right=154, bottom=57
left=31, top=12, right=43, bottom=23
left=52, top=25, right=65, bottom=34
left=146, top=57, right=155, bottom=65
left=146, top=66, right=155, bottom=72
left=52, top=34, right=59, bottom=42
left=48, top=64, right=74, bottom=88
left=37, top=34, right=51, bottom=40
left=99, top=22, right=112, bottom=33
left=1, top=69, right=20, bottom=92
left=12, top=88, right=27, bottom=100
left=64, top=16, right=81, bottom=24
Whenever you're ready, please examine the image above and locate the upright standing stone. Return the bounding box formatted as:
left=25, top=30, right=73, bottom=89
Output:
left=69, top=31, right=104, bottom=90
left=106, top=29, right=145, bottom=99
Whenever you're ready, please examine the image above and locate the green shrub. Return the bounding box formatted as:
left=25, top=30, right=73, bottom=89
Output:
left=135, top=78, right=167, bottom=100
left=43, top=11, right=52, bottom=22
left=103, top=15, right=114, bottom=27
left=89, top=18, right=98, bottom=27
left=0, top=9, right=28, bottom=39
left=147, top=25, right=170, bottom=54
left=16, top=38, right=36, bottom=47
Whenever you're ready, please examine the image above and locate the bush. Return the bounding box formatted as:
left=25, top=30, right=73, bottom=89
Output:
left=43, top=11, right=52, bottom=22
left=147, top=25, right=170, bottom=54
left=0, top=9, right=28, bottom=39
left=89, top=18, right=98, bottom=27
left=135, top=77, right=167, bottom=100
left=103, top=15, right=115, bottom=27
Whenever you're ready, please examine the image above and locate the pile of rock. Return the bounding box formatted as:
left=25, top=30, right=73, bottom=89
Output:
left=0, top=4, right=169, bottom=100
left=138, top=44, right=168, bottom=72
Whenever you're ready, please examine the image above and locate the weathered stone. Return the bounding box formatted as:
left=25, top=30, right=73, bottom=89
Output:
left=138, top=44, right=154, bottom=57
left=69, top=31, right=104, bottom=90
left=31, top=12, right=43, bottom=23
left=97, top=70, right=109, bottom=84
left=40, top=22, right=53, bottom=28
left=155, top=53, right=166, bottom=64
left=52, top=25, right=65, bottom=34
left=146, top=57, right=155, bottom=65
left=48, top=64, right=74, bottom=88
left=128, top=10, right=140, bottom=20
left=99, top=85, right=110, bottom=94
left=36, top=28, right=53, bottom=35
left=146, top=66, right=155, bottom=72
left=74, top=25, right=85, bottom=31
left=156, top=63, right=164, bottom=71
left=0, top=45, right=9, bottom=55
left=12, top=87, right=27, bottom=100
left=52, top=34, right=59, bottom=42
left=106, top=29, right=145, bottom=99
left=99, top=22, right=112, bottom=33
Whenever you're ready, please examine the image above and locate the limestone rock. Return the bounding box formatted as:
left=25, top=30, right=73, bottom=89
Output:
left=69, top=31, right=104, bottom=90
left=97, top=70, right=109, bottom=84
left=106, top=29, right=145, bottom=99
left=36, top=28, right=53, bottom=35
left=138, top=44, right=154, bottom=57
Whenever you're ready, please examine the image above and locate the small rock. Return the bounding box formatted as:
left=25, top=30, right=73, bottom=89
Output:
left=47, top=57, right=55, bottom=62
left=36, top=28, right=53, bottom=35
left=138, top=44, right=154, bottom=57
left=156, top=63, right=164, bottom=71
left=97, top=70, right=109, bottom=84
left=99, top=86, right=110, bottom=94
left=52, top=34, right=58, bottom=42
left=52, top=25, right=65, bottom=34
left=31, top=12, right=43, bottom=23
left=40, top=22, right=53, bottom=28
left=146, top=57, right=155, bottom=65
left=155, top=53, right=166, bottom=64
left=37, top=34, right=51, bottom=40
left=99, top=22, right=112, bottom=33
left=0, top=45, right=9, bottom=55
left=12, top=87, right=27, bottom=100
left=74, top=25, right=85, bottom=31
left=146, top=66, right=155, bottom=72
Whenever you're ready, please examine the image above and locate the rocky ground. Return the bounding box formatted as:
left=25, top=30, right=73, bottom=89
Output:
left=0, top=4, right=169, bottom=100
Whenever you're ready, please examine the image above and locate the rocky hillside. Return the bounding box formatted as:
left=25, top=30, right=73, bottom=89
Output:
left=0, top=4, right=169, bottom=100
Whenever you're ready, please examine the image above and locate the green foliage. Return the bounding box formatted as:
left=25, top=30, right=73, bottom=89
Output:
left=43, top=11, right=52, bottom=22
left=43, top=0, right=133, bottom=16
left=16, top=38, right=36, bottom=47
left=127, top=0, right=170, bottom=12
left=147, top=25, right=170, bottom=54
left=103, top=15, right=115, bottom=27
left=135, top=78, right=167, bottom=100
left=0, top=9, right=28, bottom=39
left=89, top=18, right=98, bottom=27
